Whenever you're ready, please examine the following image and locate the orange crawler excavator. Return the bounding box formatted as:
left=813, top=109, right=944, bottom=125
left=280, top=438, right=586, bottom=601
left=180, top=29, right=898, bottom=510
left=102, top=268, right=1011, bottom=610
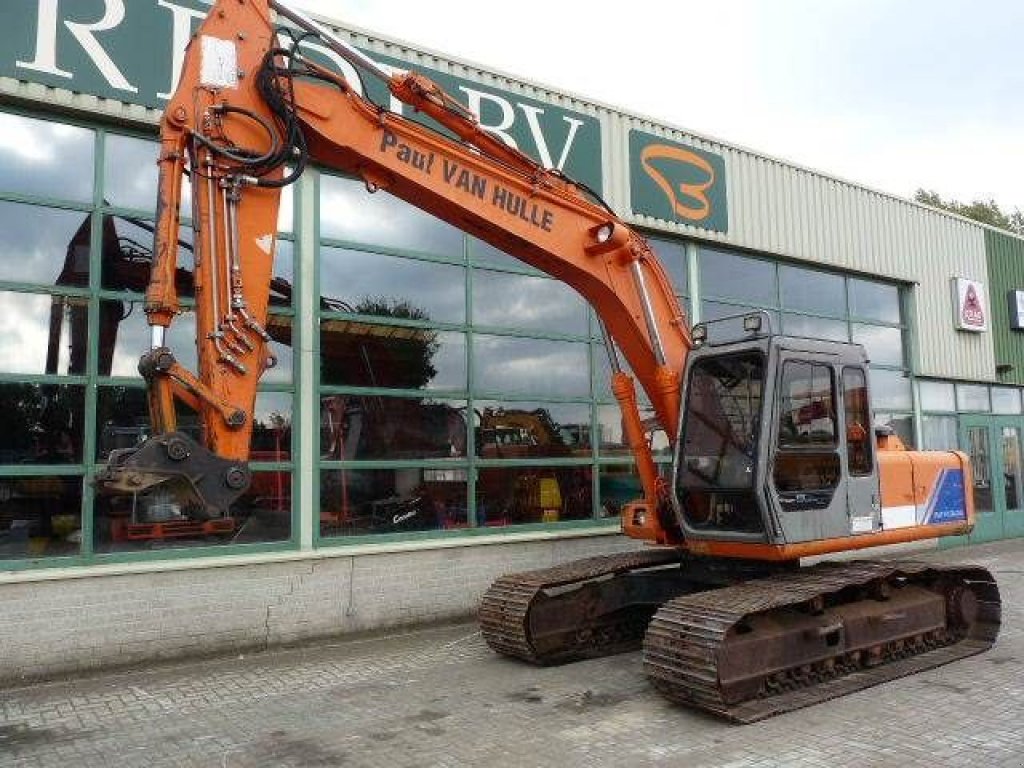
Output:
left=96, top=0, right=1000, bottom=722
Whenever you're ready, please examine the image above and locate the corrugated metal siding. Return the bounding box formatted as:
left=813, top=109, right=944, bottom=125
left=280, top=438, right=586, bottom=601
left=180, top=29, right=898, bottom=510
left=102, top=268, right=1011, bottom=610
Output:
left=0, top=11, right=998, bottom=381
left=986, top=229, right=1024, bottom=386
left=615, top=118, right=993, bottom=381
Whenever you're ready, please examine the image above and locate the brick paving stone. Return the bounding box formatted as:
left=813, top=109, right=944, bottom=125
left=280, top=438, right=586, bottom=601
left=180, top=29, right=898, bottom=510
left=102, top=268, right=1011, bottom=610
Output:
left=0, top=539, right=1022, bottom=767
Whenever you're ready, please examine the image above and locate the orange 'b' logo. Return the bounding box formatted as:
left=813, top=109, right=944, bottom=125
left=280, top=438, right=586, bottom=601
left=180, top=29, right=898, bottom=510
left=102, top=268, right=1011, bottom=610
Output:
left=640, top=144, right=716, bottom=222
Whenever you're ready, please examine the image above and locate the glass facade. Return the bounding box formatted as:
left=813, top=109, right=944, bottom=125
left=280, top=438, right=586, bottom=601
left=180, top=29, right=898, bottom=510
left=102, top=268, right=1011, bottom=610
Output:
left=2, top=104, right=1021, bottom=568
left=697, top=248, right=912, bottom=444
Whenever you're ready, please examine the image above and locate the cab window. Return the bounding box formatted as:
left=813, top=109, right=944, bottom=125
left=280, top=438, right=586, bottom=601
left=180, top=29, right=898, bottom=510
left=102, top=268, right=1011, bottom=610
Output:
left=773, top=361, right=840, bottom=510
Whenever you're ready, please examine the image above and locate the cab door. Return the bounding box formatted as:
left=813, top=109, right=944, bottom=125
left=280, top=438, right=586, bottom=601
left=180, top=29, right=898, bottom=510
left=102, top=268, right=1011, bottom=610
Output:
left=768, top=353, right=850, bottom=543
left=842, top=366, right=881, bottom=534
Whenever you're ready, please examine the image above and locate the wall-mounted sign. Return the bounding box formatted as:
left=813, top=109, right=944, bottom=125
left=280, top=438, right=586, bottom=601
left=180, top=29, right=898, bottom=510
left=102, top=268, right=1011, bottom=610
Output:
left=629, top=129, right=728, bottom=233
left=1008, top=290, right=1024, bottom=331
left=952, top=277, right=988, bottom=332
left=1, top=1, right=603, bottom=189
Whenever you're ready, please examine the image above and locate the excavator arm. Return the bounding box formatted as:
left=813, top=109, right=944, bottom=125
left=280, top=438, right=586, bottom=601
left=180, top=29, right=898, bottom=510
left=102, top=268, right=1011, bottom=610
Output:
left=97, top=0, right=689, bottom=543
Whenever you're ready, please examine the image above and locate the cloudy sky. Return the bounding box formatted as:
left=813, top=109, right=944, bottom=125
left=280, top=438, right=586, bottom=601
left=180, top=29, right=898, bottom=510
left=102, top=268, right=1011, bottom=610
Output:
left=288, top=0, right=1023, bottom=209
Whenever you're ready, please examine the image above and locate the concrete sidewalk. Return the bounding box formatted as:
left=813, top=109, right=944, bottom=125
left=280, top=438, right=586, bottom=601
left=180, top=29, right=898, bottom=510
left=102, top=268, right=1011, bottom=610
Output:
left=1, top=539, right=1022, bottom=767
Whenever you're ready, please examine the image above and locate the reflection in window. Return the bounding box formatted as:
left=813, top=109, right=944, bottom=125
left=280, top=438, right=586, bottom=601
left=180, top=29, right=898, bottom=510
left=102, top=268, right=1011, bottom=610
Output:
left=963, top=426, right=992, bottom=513
left=699, top=248, right=776, bottom=305
left=473, top=335, right=589, bottom=398
left=0, top=112, right=93, bottom=203
left=648, top=237, right=687, bottom=296
left=921, top=415, right=958, bottom=450
left=773, top=361, right=840, bottom=512
left=843, top=368, right=872, bottom=475
left=849, top=279, right=900, bottom=324
left=782, top=313, right=848, bottom=342
left=93, top=469, right=291, bottom=553
left=870, top=369, right=912, bottom=411
left=0, top=383, right=85, bottom=464
left=472, top=270, right=587, bottom=336
left=104, top=134, right=162, bottom=212
left=476, top=465, right=591, bottom=525
left=596, top=403, right=669, bottom=458
left=103, top=301, right=197, bottom=378
left=1002, top=427, right=1022, bottom=511
left=956, top=383, right=990, bottom=413
left=0, top=202, right=92, bottom=288
left=320, top=175, right=463, bottom=256
left=991, top=387, right=1022, bottom=415
left=321, top=467, right=468, bottom=535
left=598, top=465, right=642, bottom=517
left=100, top=216, right=194, bottom=295
left=320, top=321, right=466, bottom=391
left=320, top=246, right=465, bottom=324
left=0, top=291, right=88, bottom=376
left=0, top=473, right=82, bottom=560
left=320, top=395, right=466, bottom=461
left=852, top=324, right=904, bottom=367
left=780, top=265, right=845, bottom=317
left=475, top=401, right=590, bottom=459
left=919, top=380, right=956, bottom=412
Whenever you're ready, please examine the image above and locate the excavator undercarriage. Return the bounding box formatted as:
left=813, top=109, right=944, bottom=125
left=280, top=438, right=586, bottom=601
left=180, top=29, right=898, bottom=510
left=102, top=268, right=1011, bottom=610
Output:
left=480, top=552, right=1001, bottom=722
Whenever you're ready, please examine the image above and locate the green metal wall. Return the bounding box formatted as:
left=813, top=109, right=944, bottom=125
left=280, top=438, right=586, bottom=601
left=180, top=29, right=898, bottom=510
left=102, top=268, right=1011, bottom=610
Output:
left=986, top=229, right=1024, bottom=386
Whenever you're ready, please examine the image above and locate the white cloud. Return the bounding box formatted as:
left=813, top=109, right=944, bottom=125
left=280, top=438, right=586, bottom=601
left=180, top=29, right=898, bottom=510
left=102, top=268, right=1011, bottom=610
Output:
left=289, top=0, right=1024, bottom=208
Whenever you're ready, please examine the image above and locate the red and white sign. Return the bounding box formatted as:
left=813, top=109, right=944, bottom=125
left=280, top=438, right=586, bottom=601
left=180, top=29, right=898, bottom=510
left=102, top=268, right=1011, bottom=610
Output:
left=952, top=277, right=988, bottom=332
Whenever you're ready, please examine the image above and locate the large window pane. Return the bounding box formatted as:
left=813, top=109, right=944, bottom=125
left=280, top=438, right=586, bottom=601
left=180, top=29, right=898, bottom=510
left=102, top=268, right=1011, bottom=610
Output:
left=321, top=395, right=467, bottom=461
left=104, top=134, right=161, bottom=212
left=921, top=415, right=958, bottom=450
left=0, top=383, right=85, bottom=464
left=852, top=324, right=904, bottom=367
left=0, top=203, right=92, bottom=288
left=100, top=216, right=193, bottom=294
left=320, top=322, right=466, bottom=391
left=919, top=380, right=956, bottom=412
left=321, top=467, right=468, bottom=535
left=93, top=469, right=292, bottom=553
left=0, top=113, right=93, bottom=203
left=472, top=270, right=587, bottom=336
left=780, top=265, right=845, bottom=317
left=699, top=248, right=776, bottom=305
left=648, top=237, right=687, bottom=296
left=849, top=279, right=900, bottom=324
left=320, top=246, right=465, bottom=324
left=251, top=391, right=294, bottom=460
left=477, top=465, right=592, bottom=525
left=475, top=401, right=591, bottom=459
left=599, top=465, right=642, bottom=518
left=597, top=403, right=669, bottom=458
left=103, top=300, right=195, bottom=378
left=956, top=384, right=990, bottom=413
left=782, top=314, right=848, bottom=342
left=869, top=369, right=912, bottom=411
left=0, top=291, right=88, bottom=376
left=320, top=175, right=463, bottom=256
left=991, top=387, right=1022, bottom=415
left=473, top=335, right=589, bottom=398
left=0, top=473, right=82, bottom=559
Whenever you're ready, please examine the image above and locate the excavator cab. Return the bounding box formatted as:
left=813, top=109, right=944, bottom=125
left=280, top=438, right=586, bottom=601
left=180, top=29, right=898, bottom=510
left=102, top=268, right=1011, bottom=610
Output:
left=674, top=312, right=880, bottom=546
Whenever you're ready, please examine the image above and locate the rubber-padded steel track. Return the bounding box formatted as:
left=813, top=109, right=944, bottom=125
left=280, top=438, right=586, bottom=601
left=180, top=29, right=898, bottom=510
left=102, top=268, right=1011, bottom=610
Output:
left=479, top=549, right=684, bottom=664
left=642, top=560, right=1001, bottom=722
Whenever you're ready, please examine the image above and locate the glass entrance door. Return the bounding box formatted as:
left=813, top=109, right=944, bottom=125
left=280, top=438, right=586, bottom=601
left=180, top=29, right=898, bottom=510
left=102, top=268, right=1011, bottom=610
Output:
left=996, top=419, right=1024, bottom=538
left=957, top=416, right=1005, bottom=543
